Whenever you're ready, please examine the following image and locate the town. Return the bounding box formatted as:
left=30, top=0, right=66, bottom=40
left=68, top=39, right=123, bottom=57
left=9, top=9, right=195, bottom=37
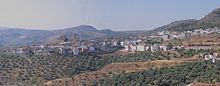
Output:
left=1, top=2, right=220, bottom=85
left=3, top=27, right=220, bottom=62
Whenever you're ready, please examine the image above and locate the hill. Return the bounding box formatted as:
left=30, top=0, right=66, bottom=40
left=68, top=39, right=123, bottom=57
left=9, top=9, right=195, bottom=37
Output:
left=52, top=25, right=105, bottom=40
left=96, top=60, right=220, bottom=86
left=148, top=7, right=220, bottom=34
left=0, top=25, right=139, bottom=46
left=0, top=28, right=54, bottom=46
left=44, top=60, right=185, bottom=86
left=147, top=19, right=198, bottom=35
left=197, top=8, right=220, bottom=28
left=0, top=51, right=171, bottom=85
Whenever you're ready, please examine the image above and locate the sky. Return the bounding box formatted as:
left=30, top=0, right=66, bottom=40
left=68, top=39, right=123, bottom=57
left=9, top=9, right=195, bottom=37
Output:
left=0, top=0, right=220, bottom=31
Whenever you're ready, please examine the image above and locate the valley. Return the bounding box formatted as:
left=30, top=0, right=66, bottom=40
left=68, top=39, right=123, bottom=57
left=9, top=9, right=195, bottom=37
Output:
left=1, top=4, right=220, bottom=86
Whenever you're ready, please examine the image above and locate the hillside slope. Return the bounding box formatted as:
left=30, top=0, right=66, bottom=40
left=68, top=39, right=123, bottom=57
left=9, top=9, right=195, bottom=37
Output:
left=147, top=19, right=198, bottom=35
left=0, top=25, right=139, bottom=46
left=197, top=8, right=220, bottom=28
left=44, top=60, right=186, bottom=86
left=97, top=60, right=220, bottom=86
left=148, top=7, right=220, bottom=34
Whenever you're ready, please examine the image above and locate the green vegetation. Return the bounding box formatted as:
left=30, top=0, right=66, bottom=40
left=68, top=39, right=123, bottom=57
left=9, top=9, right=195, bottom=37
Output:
left=144, top=40, right=161, bottom=45
left=169, top=23, right=218, bottom=32
left=169, top=39, right=183, bottom=46
left=168, top=8, right=220, bottom=32
left=95, top=60, right=220, bottom=86
left=0, top=49, right=213, bottom=85
left=66, top=51, right=170, bottom=75
left=177, top=49, right=212, bottom=58
left=0, top=51, right=170, bottom=85
left=168, top=22, right=196, bottom=32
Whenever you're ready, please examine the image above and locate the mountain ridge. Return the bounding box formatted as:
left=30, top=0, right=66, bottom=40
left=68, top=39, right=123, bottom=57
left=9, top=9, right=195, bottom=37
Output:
left=146, top=19, right=198, bottom=35
left=0, top=25, right=140, bottom=46
left=1, top=7, right=220, bottom=46
left=147, top=7, right=220, bottom=34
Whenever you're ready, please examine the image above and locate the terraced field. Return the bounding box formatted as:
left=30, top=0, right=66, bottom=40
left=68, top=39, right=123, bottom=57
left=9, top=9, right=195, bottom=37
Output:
left=44, top=60, right=189, bottom=86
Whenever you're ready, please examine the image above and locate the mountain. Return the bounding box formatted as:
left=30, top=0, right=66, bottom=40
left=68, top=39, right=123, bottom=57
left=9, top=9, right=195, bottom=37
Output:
left=0, top=28, right=54, bottom=46
left=53, top=25, right=104, bottom=40
left=177, top=7, right=220, bottom=31
left=99, top=29, right=116, bottom=34
left=3, top=7, right=220, bottom=45
left=51, top=25, right=140, bottom=41
left=197, top=7, right=220, bottom=28
left=0, top=25, right=139, bottom=46
left=148, top=7, right=220, bottom=34
left=146, top=19, right=198, bottom=35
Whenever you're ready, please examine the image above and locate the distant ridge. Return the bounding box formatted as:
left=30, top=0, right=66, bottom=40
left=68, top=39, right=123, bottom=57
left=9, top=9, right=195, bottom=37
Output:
left=197, top=7, right=220, bottom=28
left=0, top=25, right=139, bottom=46
left=146, top=19, right=198, bottom=35
left=148, top=7, right=220, bottom=34
left=1, top=7, right=220, bottom=46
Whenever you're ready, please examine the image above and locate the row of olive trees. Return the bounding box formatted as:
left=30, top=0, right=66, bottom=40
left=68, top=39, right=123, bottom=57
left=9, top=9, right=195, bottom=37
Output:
left=0, top=51, right=171, bottom=85
left=95, top=60, right=220, bottom=86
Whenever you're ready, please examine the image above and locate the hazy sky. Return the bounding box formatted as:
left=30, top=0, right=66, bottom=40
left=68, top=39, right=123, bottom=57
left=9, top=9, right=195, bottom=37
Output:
left=0, top=0, right=220, bottom=31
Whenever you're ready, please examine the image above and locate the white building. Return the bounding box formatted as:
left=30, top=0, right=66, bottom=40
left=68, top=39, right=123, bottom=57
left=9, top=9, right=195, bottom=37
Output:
left=157, top=31, right=165, bottom=35
left=101, top=42, right=106, bottom=46
left=120, top=42, right=124, bottom=46
left=145, top=46, right=150, bottom=51
left=72, top=47, right=80, bottom=56
left=162, top=35, right=169, bottom=40
left=119, top=45, right=129, bottom=52
left=112, top=41, right=118, bottom=46
left=124, top=45, right=130, bottom=51
left=16, top=48, right=24, bottom=55
left=130, top=45, right=137, bottom=52
left=89, top=46, right=95, bottom=52
left=159, top=45, right=167, bottom=51
left=136, top=45, right=145, bottom=52
left=40, top=45, right=45, bottom=49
